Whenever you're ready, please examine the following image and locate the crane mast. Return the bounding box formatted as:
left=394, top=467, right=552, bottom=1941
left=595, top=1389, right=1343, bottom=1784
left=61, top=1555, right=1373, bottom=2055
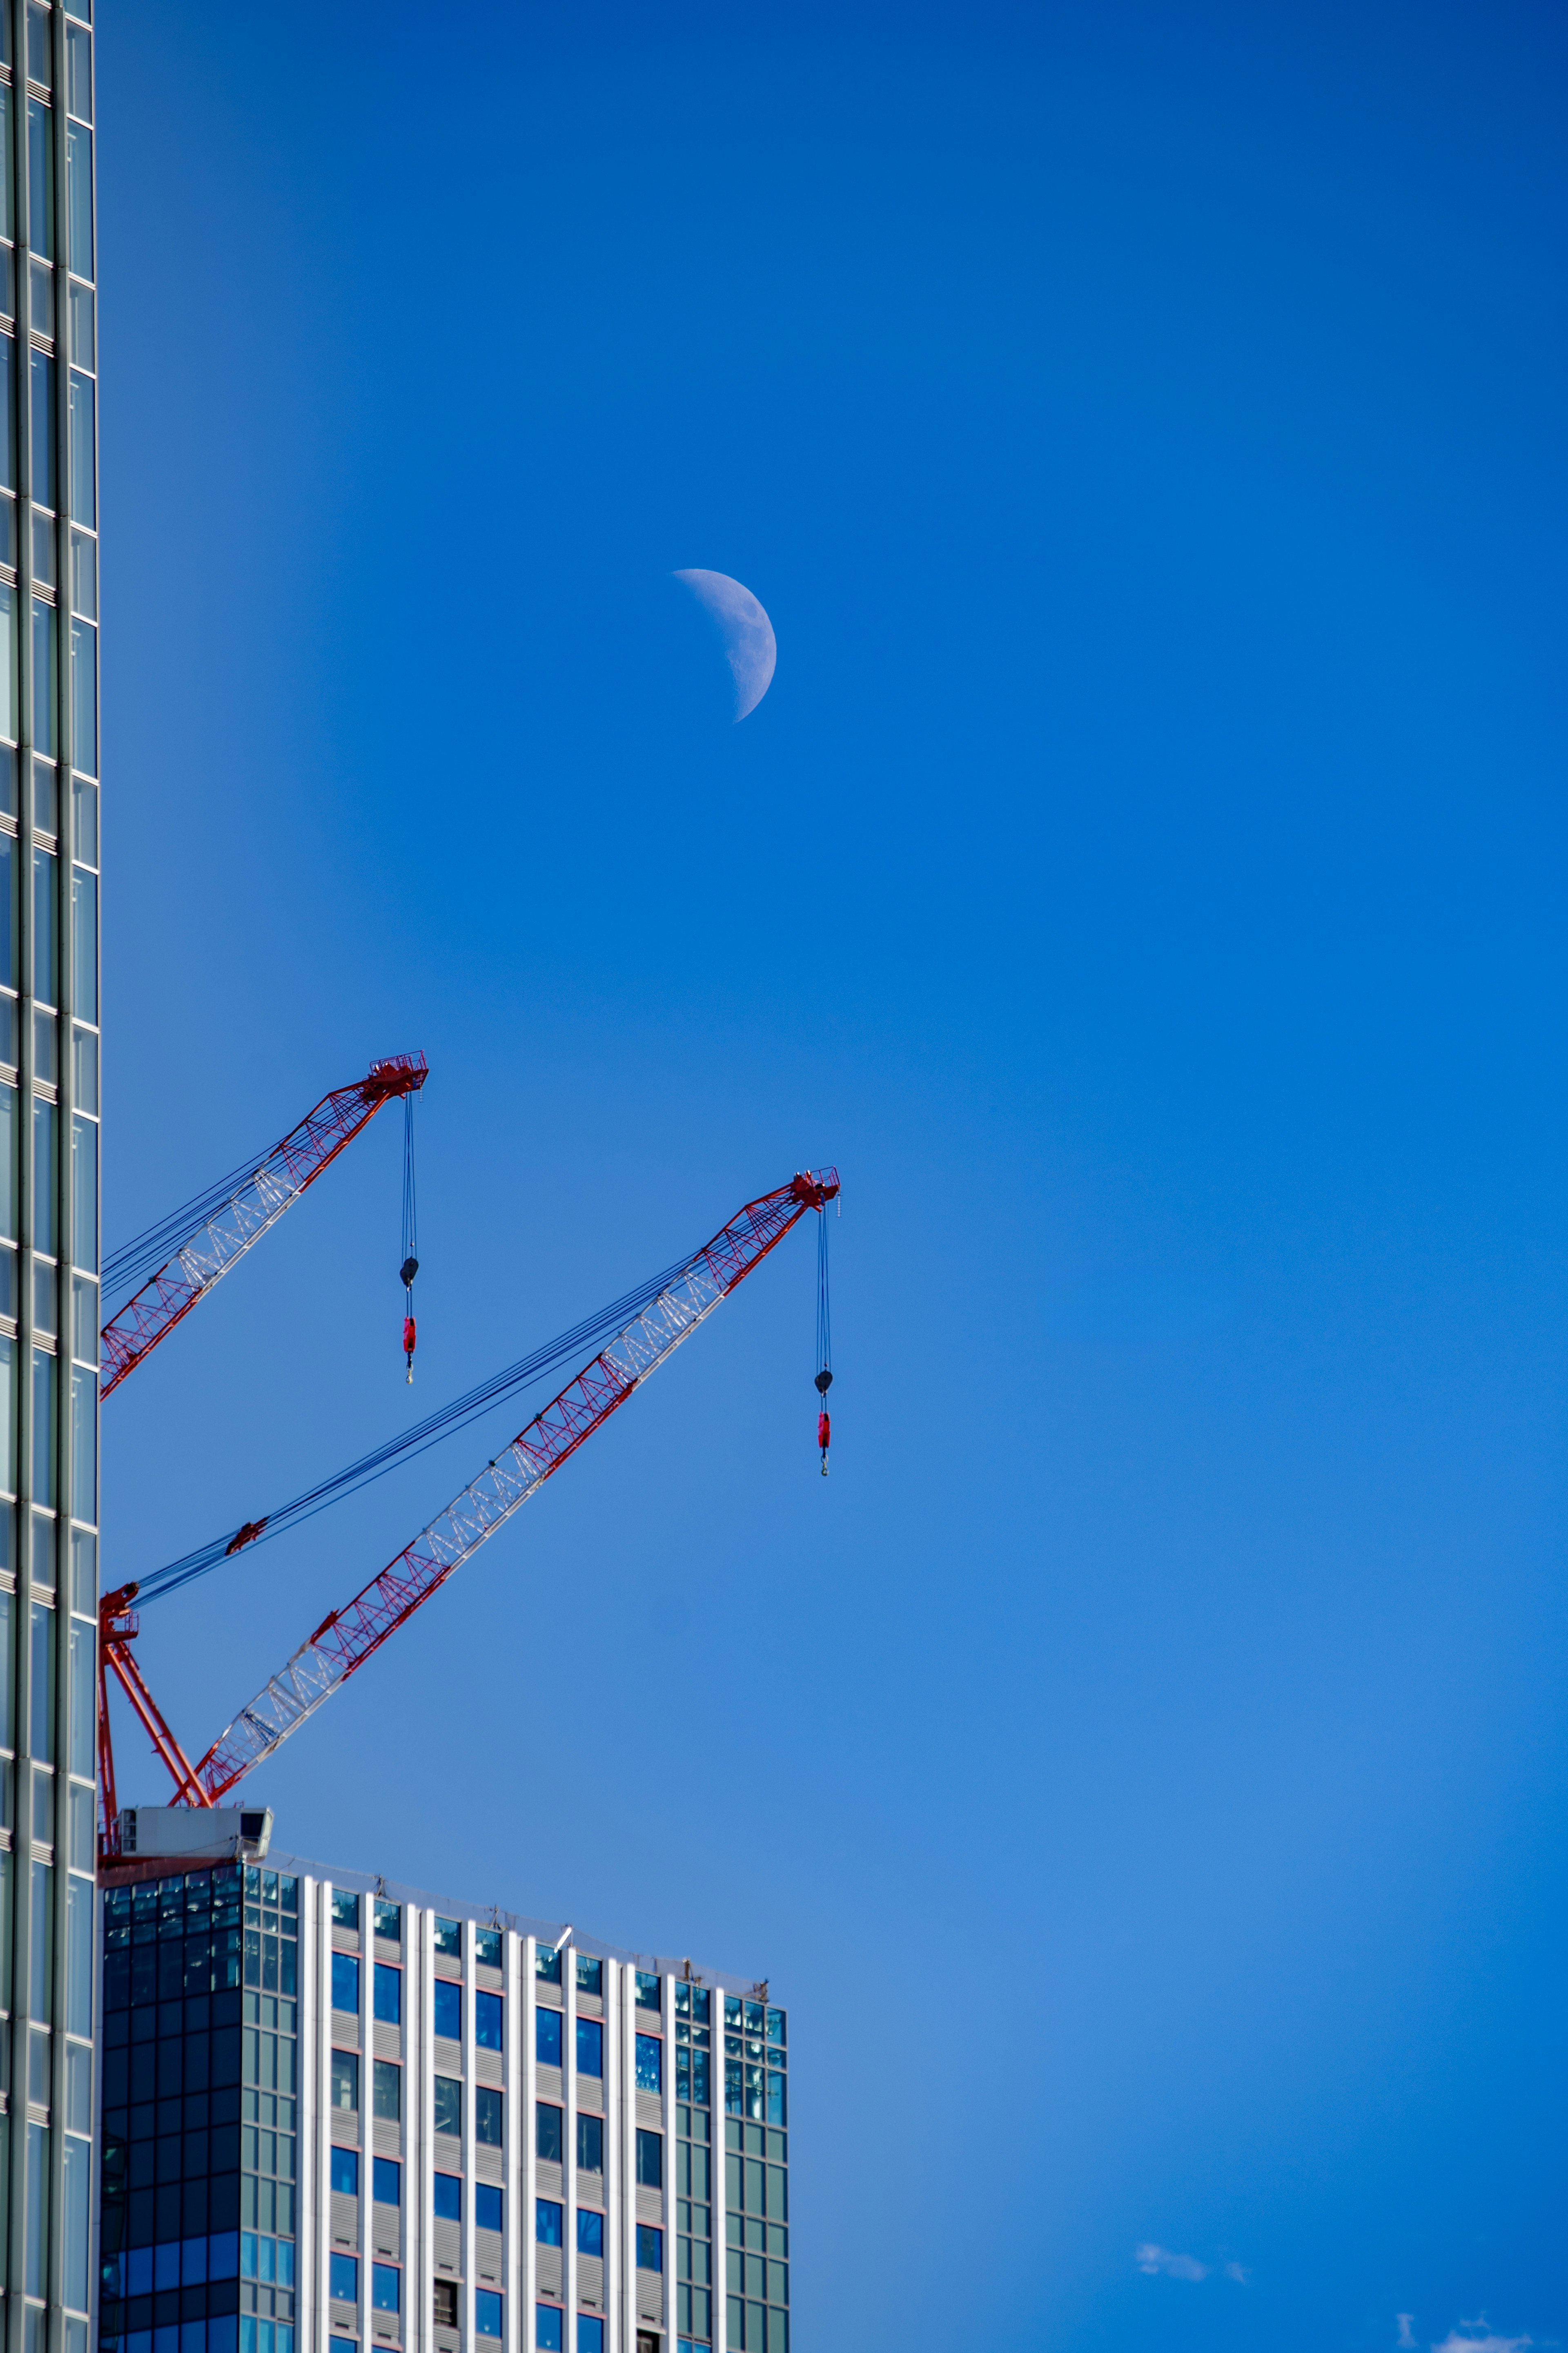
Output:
left=99, top=1168, right=838, bottom=1848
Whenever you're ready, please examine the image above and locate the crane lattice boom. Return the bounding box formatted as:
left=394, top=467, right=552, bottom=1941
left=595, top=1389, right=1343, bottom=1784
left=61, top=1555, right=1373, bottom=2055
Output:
left=100, top=1053, right=428, bottom=1397
left=181, top=1169, right=837, bottom=1800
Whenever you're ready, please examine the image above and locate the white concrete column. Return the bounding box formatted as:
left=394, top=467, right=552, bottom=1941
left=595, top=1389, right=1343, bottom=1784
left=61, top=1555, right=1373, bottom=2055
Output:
left=521, top=1940, right=537, bottom=2350
left=412, top=1905, right=432, bottom=2353
left=461, top=1927, right=476, bottom=2345
left=503, top=1930, right=521, bottom=2353
left=660, top=1974, right=675, bottom=2349
left=563, top=1950, right=577, bottom=2340
left=356, top=1892, right=371, bottom=2353
left=619, top=1966, right=636, bottom=2353
left=302, top=1875, right=325, bottom=2353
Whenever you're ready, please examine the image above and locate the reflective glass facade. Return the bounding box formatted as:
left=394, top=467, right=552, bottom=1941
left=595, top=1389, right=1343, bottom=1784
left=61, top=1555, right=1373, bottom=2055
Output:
left=0, top=3, right=100, bottom=2353
left=98, top=1869, right=301, bottom=2353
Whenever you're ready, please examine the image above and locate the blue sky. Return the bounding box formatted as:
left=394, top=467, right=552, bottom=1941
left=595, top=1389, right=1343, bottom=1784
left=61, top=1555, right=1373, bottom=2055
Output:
left=100, top=2, right=1565, bottom=2346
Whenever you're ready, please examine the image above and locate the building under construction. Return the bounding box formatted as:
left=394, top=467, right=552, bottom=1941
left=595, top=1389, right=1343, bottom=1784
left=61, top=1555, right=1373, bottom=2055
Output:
left=94, top=1854, right=792, bottom=2353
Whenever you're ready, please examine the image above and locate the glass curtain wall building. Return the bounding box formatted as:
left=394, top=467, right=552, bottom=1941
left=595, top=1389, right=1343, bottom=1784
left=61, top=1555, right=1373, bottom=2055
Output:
left=98, top=1859, right=788, bottom=2353
left=0, top=4, right=101, bottom=2353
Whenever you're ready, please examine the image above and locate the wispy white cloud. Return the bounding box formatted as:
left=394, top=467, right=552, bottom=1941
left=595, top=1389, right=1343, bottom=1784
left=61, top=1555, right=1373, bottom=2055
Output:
left=1135, top=2243, right=1249, bottom=2285
left=1396, top=2320, right=1417, bottom=2350
left=1135, top=2245, right=1209, bottom=2282
left=1431, top=2328, right=1532, bottom=2353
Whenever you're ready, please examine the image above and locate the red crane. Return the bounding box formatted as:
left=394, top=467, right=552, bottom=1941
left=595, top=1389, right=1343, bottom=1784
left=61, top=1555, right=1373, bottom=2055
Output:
left=100, top=1053, right=428, bottom=1397
left=98, top=1166, right=838, bottom=1855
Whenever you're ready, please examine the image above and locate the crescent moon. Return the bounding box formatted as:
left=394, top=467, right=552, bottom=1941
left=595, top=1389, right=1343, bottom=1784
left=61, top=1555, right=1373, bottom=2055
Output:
left=673, top=569, right=777, bottom=720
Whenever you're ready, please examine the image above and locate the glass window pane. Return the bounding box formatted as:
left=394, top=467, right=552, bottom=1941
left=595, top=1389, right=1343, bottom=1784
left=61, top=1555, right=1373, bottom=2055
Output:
left=0, top=588, right=16, bottom=739
left=25, top=6, right=50, bottom=88
left=29, top=1598, right=53, bottom=1755
left=30, top=845, right=54, bottom=1001
left=66, top=1615, right=89, bottom=1768
left=67, top=373, right=92, bottom=528
left=30, top=599, right=55, bottom=758
left=65, top=124, right=90, bottom=277
left=432, top=2172, right=459, bottom=2222
left=68, top=622, right=94, bottom=776
left=30, top=1099, right=53, bottom=1253
left=65, top=24, right=90, bottom=120
left=65, top=1871, right=90, bottom=2034
left=575, top=2018, right=602, bottom=2078
left=535, top=2007, right=560, bottom=2068
left=432, top=1916, right=460, bottom=1957
left=474, top=2085, right=501, bottom=2145
left=69, top=1269, right=95, bottom=1365
left=475, top=1989, right=501, bottom=2050
left=372, top=1963, right=400, bottom=2025
left=330, top=1952, right=358, bottom=2014
left=31, top=756, right=54, bottom=833
left=432, top=2075, right=460, bottom=2136
left=70, top=865, right=94, bottom=1019
left=69, top=1113, right=94, bottom=1272
left=0, top=1088, right=15, bottom=1242
left=432, top=1979, right=460, bottom=2040
left=0, top=87, right=13, bottom=240
left=67, top=282, right=92, bottom=370
left=28, top=259, right=51, bottom=341
left=534, top=2103, right=561, bottom=2166
left=372, top=1898, right=400, bottom=1940
left=26, top=100, right=51, bottom=261
left=0, top=1336, right=13, bottom=1499
left=371, top=2157, right=399, bottom=2206
left=371, top=2059, right=400, bottom=2120
left=68, top=1364, right=93, bottom=1523
left=636, top=2224, right=664, bottom=2273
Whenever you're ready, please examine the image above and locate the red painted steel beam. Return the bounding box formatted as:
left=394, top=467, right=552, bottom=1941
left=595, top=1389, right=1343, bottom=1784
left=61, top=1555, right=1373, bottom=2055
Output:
left=100, top=1053, right=427, bottom=1398
left=189, top=1168, right=839, bottom=1800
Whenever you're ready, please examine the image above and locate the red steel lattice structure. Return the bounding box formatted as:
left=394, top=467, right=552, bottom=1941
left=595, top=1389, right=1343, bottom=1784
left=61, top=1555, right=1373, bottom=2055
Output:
left=100, top=1053, right=428, bottom=1397
left=100, top=1168, right=837, bottom=1827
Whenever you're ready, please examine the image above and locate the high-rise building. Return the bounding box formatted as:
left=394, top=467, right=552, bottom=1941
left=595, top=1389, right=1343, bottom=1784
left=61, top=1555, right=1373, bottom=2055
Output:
left=0, top=8, right=102, bottom=2353
left=96, top=1852, right=791, bottom=2353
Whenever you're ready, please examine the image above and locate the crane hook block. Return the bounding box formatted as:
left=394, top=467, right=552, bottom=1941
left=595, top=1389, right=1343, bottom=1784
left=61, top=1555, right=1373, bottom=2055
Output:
left=815, top=1368, right=833, bottom=1396
left=400, top=1256, right=419, bottom=1288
